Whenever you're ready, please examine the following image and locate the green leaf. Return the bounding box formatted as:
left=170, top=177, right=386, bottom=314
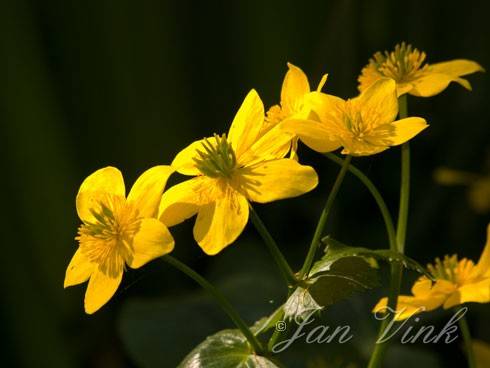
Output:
left=285, top=257, right=379, bottom=321
left=309, top=236, right=431, bottom=279
left=283, top=287, right=323, bottom=322
left=178, top=329, right=280, bottom=368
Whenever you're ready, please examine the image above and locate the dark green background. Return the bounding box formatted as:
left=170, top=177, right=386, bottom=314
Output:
left=2, top=0, right=489, bottom=367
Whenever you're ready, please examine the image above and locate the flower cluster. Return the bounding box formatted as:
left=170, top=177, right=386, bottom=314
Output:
left=64, top=41, right=485, bottom=348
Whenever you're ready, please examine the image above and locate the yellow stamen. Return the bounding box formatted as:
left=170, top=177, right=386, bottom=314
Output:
left=193, top=134, right=237, bottom=178
left=76, top=195, right=140, bottom=276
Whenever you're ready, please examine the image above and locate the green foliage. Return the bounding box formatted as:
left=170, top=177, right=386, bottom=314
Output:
left=310, top=236, right=431, bottom=279
left=283, top=236, right=431, bottom=323
left=178, top=330, right=280, bottom=368
left=285, top=257, right=379, bottom=322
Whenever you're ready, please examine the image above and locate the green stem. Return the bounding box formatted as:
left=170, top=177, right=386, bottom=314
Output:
left=162, top=255, right=264, bottom=354
left=367, top=94, right=409, bottom=368
left=367, top=263, right=402, bottom=368
left=299, top=155, right=352, bottom=278
left=457, top=307, right=477, bottom=368
left=397, top=95, right=409, bottom=252
left=249, top=206, right=297, bottom=287
left=267, top=310, right=286, bottom=352
left=323, top=153, right=397, bottom=252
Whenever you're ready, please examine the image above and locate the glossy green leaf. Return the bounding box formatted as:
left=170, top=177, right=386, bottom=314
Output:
left=179, top=329, right=280, bottom=368
left=309, top=236, right=431, bottom=279
left=285, top=257, right=379, bottom=321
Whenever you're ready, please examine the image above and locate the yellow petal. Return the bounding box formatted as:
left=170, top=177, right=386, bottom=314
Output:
left=127, top=165, right=174, bottom=218
left=476, top=224, right=490, bottom=275
left=430, top=59, right=484, bottom=77
left=193, top=190, right=249, bottom=255
left=387, top=117, right=428, bottom=146
left=445, top=279, right=490, bottom=309
left=228, top=89, right=265, bottom=159
left=281, top=119, right=341, bottom=153
left=128, top=218, right=174, bottom=269
left=64, top=248, right=95, bottom=288
left=281, top=63, right=310, bottom=110
left=373, top=293, right=446, bottom=321
left=340, top=140, right=389, bottom=157
left=411, top=277, right=433, bottom=297
left=238, top=159, right=318, bottom=203
left=238, top=123, right=293, bottom=166
left=396, top=83, right=415, bottom=97
left=372, top=296, right=425, bottom=321
left=409, top=73, right=472, bottom=97
left=76, top=167, right=126, bottom=223
left=159, top=177, right=210, bottom=227
left=84, top=268, right=123, bottom=314
left=353, top=78, right=398, bottom=126
left=172, top=138, right=212, bottom=176
left=305, top=91, right=345, bottom=123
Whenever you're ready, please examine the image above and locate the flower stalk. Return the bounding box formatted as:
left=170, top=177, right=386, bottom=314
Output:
left=161, top=255, right=264, bottom=354
left=249, top=206, right=297, bottom=287
left=368, top=94, right=409, bottom=368
left=299, top=155, right=352, bottom=278
left=457, top=307, right=477, bottom=368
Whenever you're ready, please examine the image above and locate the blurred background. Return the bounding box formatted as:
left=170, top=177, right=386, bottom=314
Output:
left=1, top=0, right=489, bottom=367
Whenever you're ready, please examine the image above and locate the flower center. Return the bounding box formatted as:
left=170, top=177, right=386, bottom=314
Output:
left=427, top=255, right=477, bottom=286
left=76, top=195, right=140, bottom=275
left=369, top=42, right=428, bottom=83
left=193, top=134, right=237, bottom=178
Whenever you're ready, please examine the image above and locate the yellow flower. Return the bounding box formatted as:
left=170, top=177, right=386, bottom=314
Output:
left=358, top=42, right=484, bottom=97
left=434, top=167, right=490, bottom=213
left=374, top=224, right=490, bottom=321
left=64, top=166, right=175, bottom=314
left=159, top=89, right=318, bottom=255
left=282, top=78, right=428, bottom=156
left=265, top=63, right=328, bottom=159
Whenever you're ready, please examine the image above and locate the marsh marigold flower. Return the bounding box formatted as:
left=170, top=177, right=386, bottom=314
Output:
left=265, top=62, right=328, bottom=159
left=358, top=42, right=484, bottom=97
left=283, top=78, right=428, bottom=156
left=374, top=224, right=490, bottom=321
left=64, top=166, right=175, bottom=314
left=159, top=89, right=318, bottom=255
